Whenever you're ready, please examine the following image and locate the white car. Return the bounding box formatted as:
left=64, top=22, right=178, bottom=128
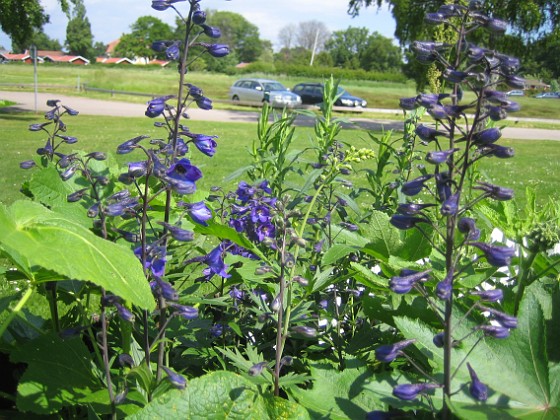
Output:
left=229, top=78, right=302, bottom=108
left=506, top=90, right=524, bottom=96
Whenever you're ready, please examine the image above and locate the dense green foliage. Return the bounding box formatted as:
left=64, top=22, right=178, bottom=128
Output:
left=65, top=0, right=94, bottom=60
left=114, top=16, right=174, bottom=61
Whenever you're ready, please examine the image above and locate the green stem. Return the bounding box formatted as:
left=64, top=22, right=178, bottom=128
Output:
left=513, top=250, right=536, bottom=315
left=0, top=286, right=34, bottom=339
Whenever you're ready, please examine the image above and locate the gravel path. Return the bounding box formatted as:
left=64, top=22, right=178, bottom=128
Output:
left=2, top=90, right=560, bottom=141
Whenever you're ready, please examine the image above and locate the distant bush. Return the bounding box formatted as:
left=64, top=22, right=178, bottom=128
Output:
left=234, top=62, right=408, bottom=83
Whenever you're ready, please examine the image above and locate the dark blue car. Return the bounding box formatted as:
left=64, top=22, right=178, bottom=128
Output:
left=292, top=83, right=367, bottom=107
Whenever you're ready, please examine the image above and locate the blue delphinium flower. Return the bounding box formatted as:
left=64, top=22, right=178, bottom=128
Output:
left=248, top=361, right=268, bottom=376
left=470, top=289, right=503, bottom=302
left=476, top=324, right=510, bottom=339
left=164, top=158, right=202, bottom=195
left=390, top=214, right=429, bottom=230
left=203, top=243, right=231, bottom=279
left=179, top=201, right=212, bottom=226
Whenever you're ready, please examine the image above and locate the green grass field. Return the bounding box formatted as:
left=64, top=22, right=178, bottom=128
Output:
left=3, top=63, right=560, bottom=120
left=1, top=111, right=558, bottom=208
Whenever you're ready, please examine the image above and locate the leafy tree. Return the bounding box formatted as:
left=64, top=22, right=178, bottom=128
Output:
left=0, top=0, right=75, bottom=52
left=203, top=10, right=263, bottom=63
left=114, top=16, right=173, bottom=60
left=11, top=29, right=62, bottom=53
left=325, top=27, right=370, bottom=69
left=278, top=24, right=297, bottom=50
left=65, top=0, right=93, bottom=59
left=325, top=27, right=402, bottom=72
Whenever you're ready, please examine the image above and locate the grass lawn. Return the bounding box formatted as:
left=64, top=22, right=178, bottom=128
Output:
left=1, top=110, right=558, bottom=209
left=3, top=63, right=560, bottom=121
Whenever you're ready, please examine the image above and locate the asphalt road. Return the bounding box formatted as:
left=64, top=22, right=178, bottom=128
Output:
left=2, top=90, right=560, bottom=141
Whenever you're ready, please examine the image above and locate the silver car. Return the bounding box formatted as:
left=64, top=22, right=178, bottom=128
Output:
left=229, top=78, right=302, bottom=108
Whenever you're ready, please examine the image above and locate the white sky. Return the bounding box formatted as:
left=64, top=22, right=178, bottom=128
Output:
left=0, top=0, right=397, bottom=52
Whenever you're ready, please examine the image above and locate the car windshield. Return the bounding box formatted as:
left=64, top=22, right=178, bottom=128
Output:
left=263, top=82, right=287, bottom=91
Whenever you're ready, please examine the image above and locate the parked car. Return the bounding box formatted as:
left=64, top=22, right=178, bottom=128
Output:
left=229, top=78, right=301, bottom=108
left=506, top=90, right=524, bottom=96
left=534, top=92, right=560, bottom=98
left=292, top=82, right=368, bottom=107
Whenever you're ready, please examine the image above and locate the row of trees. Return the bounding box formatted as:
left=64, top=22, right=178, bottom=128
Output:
left=1, top=0, right=558, bottom=81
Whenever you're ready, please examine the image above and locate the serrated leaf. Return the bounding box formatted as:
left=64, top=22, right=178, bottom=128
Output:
left=28, top=165, right=76, bottom=207
left=321, top=244, right=357, bottom=266
left=11, top=334, right=101, bottom=414
left=349, top=262, right=387, bottom=289
left=0, top=201, right=155, bottom=310
left=130, top=371, right=271, bottom=419
left=289, top=359, right=384, bottom=419
left=362, top=211, right=402, bottom=260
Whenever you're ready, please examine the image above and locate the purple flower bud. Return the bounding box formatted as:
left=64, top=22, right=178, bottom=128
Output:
left=159, top=221, right=194, bottom=242
left=151, top=40, right=168, bottom=52
left=401, top=174, right=433, bottom=196
left=457, top=217, right=481, bottom=240
left=20, top=160, right=36, bottom=169
left=427, top=104, right=449, bottom=120
left=117, top=135, right=150, bottom=155
left=397, top=203, right=435, bottom=215
left=486, top=105, right=508, bottom=121
left=390, top=214, right=429, bottom=231
left=57, top=135, right=78, bottom=144
left=195, top=96, right=213, bottom=110
left=470, top=242, right=516, bottom=267
left=415, top=124, right=448, bottom=142
left=416, top=93, right=448, bottom=108
left=470, top=289, right=503, bottom=302
left=477, top=324, right=510, bottom=338
left=201, top=24, right=221, bottom=39
left=505, top=75, right=525, bottom=89
left=292, top=326, right=317, bottom=338
left=29, top=122, right=52, bottom=132
left=166, top=43, right=180, bottom=60
left=192, top=10, right=206, bottom=24
left=399, top=97, right=418, bottom=110
left=503, top=101, right=520, bottom=112
left=201, top=43, right=230, bottom=58
left=441, top=193, right=460, bottom=216
left=170, top=303, right=198, bottom=319
left=393, top=383, right=440, bottom=401
left=62, top=105, right=78, bottom=116
left=436, top=273, right=453, bottom=300
left=161, top=366, right=186, bottom=389
left=484, top=90, right=508, bottom=104
left=114, top=303, right=135, bottom=322
left=339, top=222, right=358, bottom=231
left=426, top=148, right=459, bottom=165
left=467, top=363, right=488, bottom=401
left=424, top=12, right=446, bottom=24
left=481, top=306, right=518, bottom=328
left=248, top=361, right=268, bottom=376
left=128, top=161, right=148, bottom=178
left=86, top=152, right=107, bottom=161
left=67, top=188, right=88, bottom=203
left=475, top=181, right=514, bottom=201
left=473, top=127, right=502, bottom=145
left=389, top=269, right=431, bottom=294
left=482, top=143, right=515, bottom=159
left=444, top=104, right=471, bottom=118
left=118, top=353, right=135, bottom=368
left=60, top=166, right=78, bottom=181
left=438, top=4, right=466, bottom=17
left=145, top=100, right=165, bottom=118
left=433, top=332, right=444, bottom=348
left=486, top=18, right=507, bottom=33
left=375, top=339, right=416, bottom=362
left=205, top=244, right=230, bottom=278
left=443, top=69, right=472, bottom=84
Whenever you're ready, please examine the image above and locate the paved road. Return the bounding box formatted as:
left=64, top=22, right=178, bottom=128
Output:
left=2, top=90, right=560, bottom=141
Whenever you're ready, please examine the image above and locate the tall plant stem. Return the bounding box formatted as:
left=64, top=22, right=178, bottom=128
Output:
left=100, top=289, right=116, bottom=419
left=273, top=225, right=289, bottom=396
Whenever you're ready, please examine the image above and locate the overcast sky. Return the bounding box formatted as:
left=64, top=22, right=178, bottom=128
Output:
left=0, top=0, right=397, bottom=53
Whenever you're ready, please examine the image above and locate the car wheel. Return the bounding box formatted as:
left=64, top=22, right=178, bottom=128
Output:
left=232, top=95, right=240, bottom=101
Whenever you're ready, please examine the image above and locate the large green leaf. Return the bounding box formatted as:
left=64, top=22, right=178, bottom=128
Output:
left=361, top=211, right=402, bottom=260
left=289, top=359, right=384, bottom=419
left=11, top=333, right=102, bottom=414
left=0, top=201, right=155, bottom=310
left=130, top=371, right=309, bottom=419
left=392, top=282, right=560, bottom=418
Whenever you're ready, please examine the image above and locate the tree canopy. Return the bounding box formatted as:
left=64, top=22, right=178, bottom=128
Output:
left=65, top=0, right=94, bottom=59
left=114, top=16, right=174, bottom=60
left=0, top=0, right=75, bottom=52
